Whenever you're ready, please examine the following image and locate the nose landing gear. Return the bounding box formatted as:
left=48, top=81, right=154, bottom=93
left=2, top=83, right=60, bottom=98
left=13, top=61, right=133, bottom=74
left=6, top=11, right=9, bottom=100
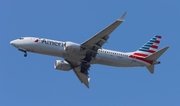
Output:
left=18, top=48, right=27, bottom=57
left=24, top=52, right=27, bottom=57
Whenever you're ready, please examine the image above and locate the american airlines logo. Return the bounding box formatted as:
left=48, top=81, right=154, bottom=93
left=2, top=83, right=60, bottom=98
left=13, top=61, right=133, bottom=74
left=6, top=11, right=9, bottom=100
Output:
left=34, top=39, right=39, bottom=42
left=34, top=39, right=63, bottom=46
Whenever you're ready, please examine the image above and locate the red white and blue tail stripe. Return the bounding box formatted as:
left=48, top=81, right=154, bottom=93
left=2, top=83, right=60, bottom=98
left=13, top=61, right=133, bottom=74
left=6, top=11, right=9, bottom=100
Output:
left=133, top=35, right=162, bottom=58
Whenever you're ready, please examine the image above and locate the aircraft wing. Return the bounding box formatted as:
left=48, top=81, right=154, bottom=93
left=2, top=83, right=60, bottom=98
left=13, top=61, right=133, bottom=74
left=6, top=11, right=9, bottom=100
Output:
left=64, top=12, right=126, bottom=88
left=81, top=12, right=126, bottom=56
left=73, top=66, right=90, bottom=88
left=65, top=59, right=90, bottom=88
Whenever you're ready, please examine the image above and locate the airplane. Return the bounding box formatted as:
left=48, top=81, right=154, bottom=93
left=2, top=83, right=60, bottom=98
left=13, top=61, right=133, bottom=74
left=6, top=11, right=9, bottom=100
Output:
left=10, top=12, right=169, bottom=88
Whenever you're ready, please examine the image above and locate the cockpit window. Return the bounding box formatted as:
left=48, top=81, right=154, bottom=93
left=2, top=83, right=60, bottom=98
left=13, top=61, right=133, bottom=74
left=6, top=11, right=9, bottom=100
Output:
left=19, top=37, right=24, bottom=40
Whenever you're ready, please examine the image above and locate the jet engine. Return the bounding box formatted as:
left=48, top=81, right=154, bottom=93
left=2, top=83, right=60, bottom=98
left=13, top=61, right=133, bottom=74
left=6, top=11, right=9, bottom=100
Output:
left=64, top=41, right=81, bottom=53
left=54, top=60, right=72, bottom=71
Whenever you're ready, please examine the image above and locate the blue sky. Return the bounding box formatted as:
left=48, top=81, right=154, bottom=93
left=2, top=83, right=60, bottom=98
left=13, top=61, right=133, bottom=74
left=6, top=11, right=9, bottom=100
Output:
left=1, top=0, right=180, bottom=106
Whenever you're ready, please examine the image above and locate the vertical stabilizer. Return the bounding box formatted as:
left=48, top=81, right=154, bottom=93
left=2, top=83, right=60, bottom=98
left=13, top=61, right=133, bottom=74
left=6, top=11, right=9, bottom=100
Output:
left=133, top=35, right=162, bottom=58
left=130, top=35, right=169, bottom=74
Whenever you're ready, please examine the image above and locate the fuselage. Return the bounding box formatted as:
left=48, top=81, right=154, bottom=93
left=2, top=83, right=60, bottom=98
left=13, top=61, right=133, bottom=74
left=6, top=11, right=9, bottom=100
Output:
left=11, top=37, right=148, bottom=67
left=10, top=37, right=149, bottom=68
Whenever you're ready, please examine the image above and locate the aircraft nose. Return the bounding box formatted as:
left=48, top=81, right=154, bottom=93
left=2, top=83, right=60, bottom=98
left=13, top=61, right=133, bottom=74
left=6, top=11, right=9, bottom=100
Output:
left=10, top=40, right=18, bottom=47
left=10, top=40, right=15, bottom=45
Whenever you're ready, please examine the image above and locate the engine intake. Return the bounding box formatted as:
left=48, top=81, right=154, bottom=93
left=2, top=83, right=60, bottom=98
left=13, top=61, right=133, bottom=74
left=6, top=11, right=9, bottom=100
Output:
left=64, top=41, right=81, bottom=53
left=54, top=60, right=71, bottom=71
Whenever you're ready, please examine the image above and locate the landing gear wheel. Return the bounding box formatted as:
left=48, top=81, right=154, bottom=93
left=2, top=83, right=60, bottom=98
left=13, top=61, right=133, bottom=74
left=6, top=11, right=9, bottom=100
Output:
left=24, top=52, right=27, bottom=57
left=24, top=54, right=27, bottom=57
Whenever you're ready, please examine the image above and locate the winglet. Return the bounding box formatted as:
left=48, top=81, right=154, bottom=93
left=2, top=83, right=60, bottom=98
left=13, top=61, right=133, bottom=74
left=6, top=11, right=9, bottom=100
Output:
left=118, top=12, right=127, bottom=21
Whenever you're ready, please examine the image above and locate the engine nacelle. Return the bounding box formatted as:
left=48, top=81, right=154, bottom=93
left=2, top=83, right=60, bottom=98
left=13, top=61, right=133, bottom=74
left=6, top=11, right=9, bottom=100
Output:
left=54, top=60, right=71, bottom=71
left=64, top=41, right=81, bottom=53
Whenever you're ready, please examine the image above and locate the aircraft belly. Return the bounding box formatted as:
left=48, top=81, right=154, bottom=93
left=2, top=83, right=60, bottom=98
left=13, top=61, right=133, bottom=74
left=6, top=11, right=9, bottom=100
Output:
left=63, top=53, right=85, bottom=62
left=131, top=59, right=147, bottom=66
left=95, top=54, right=145, bottom=67
left=96, top=54, right=128, bottom=67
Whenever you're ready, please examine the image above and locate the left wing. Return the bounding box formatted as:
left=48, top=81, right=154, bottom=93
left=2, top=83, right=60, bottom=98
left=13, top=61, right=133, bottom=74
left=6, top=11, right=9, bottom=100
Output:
left=81, top=12, right=126, bottom=57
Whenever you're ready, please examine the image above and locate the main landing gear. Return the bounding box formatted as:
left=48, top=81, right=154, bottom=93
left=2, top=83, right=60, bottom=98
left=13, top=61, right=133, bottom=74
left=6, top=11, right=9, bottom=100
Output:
left=83, top=54, right=92, bottom=62
left=80, top=62, right=90, bottom=74
left=80, top=53, right=92, bottom=74
left=18, top=49, right=27, bottom=57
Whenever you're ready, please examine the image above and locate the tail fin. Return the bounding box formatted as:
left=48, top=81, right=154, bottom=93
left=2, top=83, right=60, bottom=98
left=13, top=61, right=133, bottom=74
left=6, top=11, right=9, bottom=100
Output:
left=131, top=35, right=169, bottom=74
left=145, top=46, right=169, bottom=74
left=133, top=35, right=162, bottom=58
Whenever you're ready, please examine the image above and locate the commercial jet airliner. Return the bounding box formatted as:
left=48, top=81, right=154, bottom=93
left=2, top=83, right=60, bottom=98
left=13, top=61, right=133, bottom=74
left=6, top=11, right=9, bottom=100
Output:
left=10, top=12, right=169, bottom=88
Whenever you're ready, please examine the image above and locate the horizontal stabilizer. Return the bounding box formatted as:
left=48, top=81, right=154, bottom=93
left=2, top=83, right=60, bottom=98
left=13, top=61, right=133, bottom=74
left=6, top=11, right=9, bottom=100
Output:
left=146, top=46, right=169, bottom=61
left=146, top=65, right=154, bottom=74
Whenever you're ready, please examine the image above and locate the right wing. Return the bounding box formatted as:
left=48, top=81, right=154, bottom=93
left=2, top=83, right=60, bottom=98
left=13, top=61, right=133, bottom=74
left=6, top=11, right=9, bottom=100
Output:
left=65, top=59, right=90, bottom=88
left=73, top=66, right=90, bottom=88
